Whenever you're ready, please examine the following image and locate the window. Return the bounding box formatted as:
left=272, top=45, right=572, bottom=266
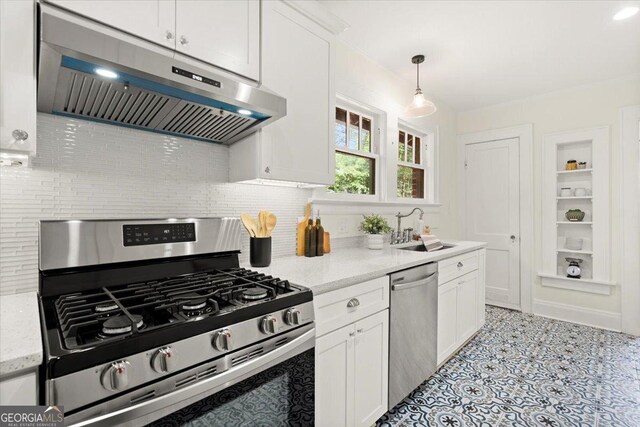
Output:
left=397, top=128, right=426, bottom=199
left=329, top=106, right=377, bottom=195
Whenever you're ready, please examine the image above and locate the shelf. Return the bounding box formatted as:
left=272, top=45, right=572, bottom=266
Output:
left=556, top=221, right=592, bottom=225
left=538, top=273, right=616, bottom=295
left=556, top=169, right=593, bottom=174
left=557, top=249, right=593, bottom=255
left=556, top=196, right=592, bottom=200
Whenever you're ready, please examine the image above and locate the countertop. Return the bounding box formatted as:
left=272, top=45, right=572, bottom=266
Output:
left=0, top=240, right=485, bottom=376
left=248, top=240, right=487, bottom=295
left=0, top=292, right=42, bottom=377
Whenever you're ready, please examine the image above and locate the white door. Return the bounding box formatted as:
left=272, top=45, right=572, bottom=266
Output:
left=456, top=272, right=479, bottom=343
left=174, top=0, right=259, bottom=80
left=437, top=280, right=458, bottom=365
left=353, top=310, right=388, bottom=427
left=260, top=1, right=335, bottom=185
left=465, top=138, right=520, bottom=309
left=0, top=0, right=36, bottom=154
left=47, top=0, right=175, bottom=49
left=316, top=324, right=354, bottom=427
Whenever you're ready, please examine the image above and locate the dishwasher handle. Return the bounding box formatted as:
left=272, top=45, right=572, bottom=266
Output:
left=391, top=272, right=438, bottom=291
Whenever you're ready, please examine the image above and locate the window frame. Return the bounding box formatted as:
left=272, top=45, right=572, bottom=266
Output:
left=396, top=120, right=437, bottom=204
left=324, top=97, right=382, bottom=202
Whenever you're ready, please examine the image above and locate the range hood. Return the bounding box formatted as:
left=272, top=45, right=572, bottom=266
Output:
left=37, top=5, right=286, bottom=145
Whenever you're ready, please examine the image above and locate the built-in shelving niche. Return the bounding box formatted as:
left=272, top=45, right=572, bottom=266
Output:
left=538, top=126, right=615, bottom=295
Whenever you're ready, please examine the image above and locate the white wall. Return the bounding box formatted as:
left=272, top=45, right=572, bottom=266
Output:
left=457, top=75, right=640, bottom=319
left=314, top=41, right=459, bottom=239
left=0, top=114, right=312, bottom=295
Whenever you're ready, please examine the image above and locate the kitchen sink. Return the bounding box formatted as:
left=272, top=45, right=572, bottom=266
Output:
left=396, top=243, right=456, bottom=252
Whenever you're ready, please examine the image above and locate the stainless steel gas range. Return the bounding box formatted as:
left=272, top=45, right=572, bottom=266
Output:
left=38, top=218, right=315, bottom=426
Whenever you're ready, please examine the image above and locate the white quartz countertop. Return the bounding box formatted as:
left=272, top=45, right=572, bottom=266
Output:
left=0, top=292, right=42, bottom=376
left=248, top=240, right=487, bottom=295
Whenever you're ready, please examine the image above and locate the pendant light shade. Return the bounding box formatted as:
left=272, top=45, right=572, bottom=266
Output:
left=404, top=55, right=437, bottom=118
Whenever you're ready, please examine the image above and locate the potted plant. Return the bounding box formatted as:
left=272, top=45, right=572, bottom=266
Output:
left=360, top=214, right=391, bottom=250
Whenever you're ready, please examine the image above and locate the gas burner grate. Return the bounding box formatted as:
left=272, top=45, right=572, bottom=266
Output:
left=52, top=268, right=296, bottom=350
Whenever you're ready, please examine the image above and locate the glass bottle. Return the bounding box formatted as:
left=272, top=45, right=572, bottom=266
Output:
left=304, top=218, right=316, bottom=257
left=316, top=215, right=324, bottom=256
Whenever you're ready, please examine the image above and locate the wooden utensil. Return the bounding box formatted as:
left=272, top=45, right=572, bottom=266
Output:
left=257, top=211, right=268, bottom=237
left=240, top=213, right=257, bottom=237
left=266, top=213, right=277, bottom=236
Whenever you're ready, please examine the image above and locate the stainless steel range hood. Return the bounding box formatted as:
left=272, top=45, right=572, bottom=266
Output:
left=37, top=5, right=286, bottom=145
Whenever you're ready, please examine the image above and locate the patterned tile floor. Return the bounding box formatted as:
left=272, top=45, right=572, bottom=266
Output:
left=378, top=306, right=640, bottom=427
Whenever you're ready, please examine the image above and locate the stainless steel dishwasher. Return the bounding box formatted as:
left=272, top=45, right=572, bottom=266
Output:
left=388, top=262, right=438, bottom=409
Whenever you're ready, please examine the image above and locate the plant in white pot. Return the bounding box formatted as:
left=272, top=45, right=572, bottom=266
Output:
left=360, top=214, right=391, bottom=250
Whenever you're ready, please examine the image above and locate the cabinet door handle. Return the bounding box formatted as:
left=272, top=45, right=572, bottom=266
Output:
left=356, top=328, right=364, bottom=334
left=179, top=36, right=189, bottom=46
left=347, top=298, right=360, bottom=308
left=457, top=262, right=463, bottom=269
left=349, top=331, right=356, bottom=337
left=11, top=129, right=28, bottom=142
left=165, top=30, right=174, bottom=41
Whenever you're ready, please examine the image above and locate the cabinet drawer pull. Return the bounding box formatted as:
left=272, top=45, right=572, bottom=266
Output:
left=346, top=298, right=360, bottom=308
left=357, top=328, right=364, bottom=333
left=457, top=262, right=464, bottom=269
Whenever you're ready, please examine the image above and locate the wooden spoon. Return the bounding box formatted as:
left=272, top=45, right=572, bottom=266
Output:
left=259, top=211, right=269, bottom=237
left=266, top=213, right=277, bottom=236
left=240, top=213, right=257, bottom=237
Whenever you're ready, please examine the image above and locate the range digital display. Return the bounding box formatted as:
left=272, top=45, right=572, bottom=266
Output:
left=123, top=223, right=196, bottom=246
left=172, top=66, right=221, bottom=88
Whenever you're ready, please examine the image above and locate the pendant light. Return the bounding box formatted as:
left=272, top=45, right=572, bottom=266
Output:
left=404, top=54, right=437, bottom=118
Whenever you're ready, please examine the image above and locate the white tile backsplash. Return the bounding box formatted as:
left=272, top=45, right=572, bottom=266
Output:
left=0, top=114, right=311, bottom=295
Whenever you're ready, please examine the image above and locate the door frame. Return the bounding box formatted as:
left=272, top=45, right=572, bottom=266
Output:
left=457, top=124, right=534, bottom=313
left=620, top=105, right=640, bottom=336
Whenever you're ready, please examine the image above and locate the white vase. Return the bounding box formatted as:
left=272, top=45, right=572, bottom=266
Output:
left=367, top=234, right=384, bottom=250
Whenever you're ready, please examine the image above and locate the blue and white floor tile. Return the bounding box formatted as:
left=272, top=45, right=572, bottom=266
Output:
left=377, top=306, right=640, bottom=427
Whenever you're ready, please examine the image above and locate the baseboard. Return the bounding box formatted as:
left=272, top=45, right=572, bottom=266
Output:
left=532, top=299, right=621, bottom=332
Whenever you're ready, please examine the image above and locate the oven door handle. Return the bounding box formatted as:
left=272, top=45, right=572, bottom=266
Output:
left=71, top=326, right=316, bottom=427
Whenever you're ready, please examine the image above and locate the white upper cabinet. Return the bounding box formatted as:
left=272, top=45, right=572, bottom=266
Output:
left=46, top=0, right=260, bottom=80
left=47, top=0, right=176, bottom=49
left=0, top=0, right=37, bottom=158
left=175, top=0, right=259, bottom=80
left=229, top=1, right=336, bottom=185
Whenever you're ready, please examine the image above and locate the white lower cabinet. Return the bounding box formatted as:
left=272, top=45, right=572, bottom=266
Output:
left=436, top=280, right=458, bottom=364
left=0, top=370, right=38, bottom=405
left=316, top=309, right=389, bottom=427
left=437, top=249, right=485, bottom=365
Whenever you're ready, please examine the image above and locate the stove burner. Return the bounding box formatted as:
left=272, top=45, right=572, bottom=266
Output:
left=179, top=294, right=208, bottom=311
left=95, top=302, right=119, bottom=313
left=102, top=315, right=144, bottom=335
left=242, top=287, right=268, bottom=301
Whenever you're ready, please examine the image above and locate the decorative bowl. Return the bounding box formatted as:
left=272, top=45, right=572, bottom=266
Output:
left=565, top=209, right=585, bottom=222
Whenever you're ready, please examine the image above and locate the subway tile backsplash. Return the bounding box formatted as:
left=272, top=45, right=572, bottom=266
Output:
left=0, top=114, right=311, bottom=295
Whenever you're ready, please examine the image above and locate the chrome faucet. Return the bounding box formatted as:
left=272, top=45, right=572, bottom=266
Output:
left=396, top=208, right=424, bottom=234
left=392, top=208, right=424, bottom=244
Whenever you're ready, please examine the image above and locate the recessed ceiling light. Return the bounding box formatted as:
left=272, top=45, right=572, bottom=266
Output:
left=613, top=6, right=639, bottom=20
left=95, top=68, right=118, bottom=79
left=237, top=109, right=252, bottom=116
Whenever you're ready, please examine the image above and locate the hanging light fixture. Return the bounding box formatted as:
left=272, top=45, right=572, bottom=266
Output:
left=404, top=54, right=437, bottom=118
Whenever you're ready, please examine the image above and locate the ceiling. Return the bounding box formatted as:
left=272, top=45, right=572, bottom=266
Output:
left=321, top=1, right=640, bottom=111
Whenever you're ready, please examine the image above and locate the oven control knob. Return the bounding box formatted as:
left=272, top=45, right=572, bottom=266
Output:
left=101, top=360, right=131, bottom=391
left=260, top=315, right=277, bottom=335
left=284, top=309, right=301, bottom=326
left=151, top=346, right=175, bottom=373
left=212, top=329, right=233, bottom=351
